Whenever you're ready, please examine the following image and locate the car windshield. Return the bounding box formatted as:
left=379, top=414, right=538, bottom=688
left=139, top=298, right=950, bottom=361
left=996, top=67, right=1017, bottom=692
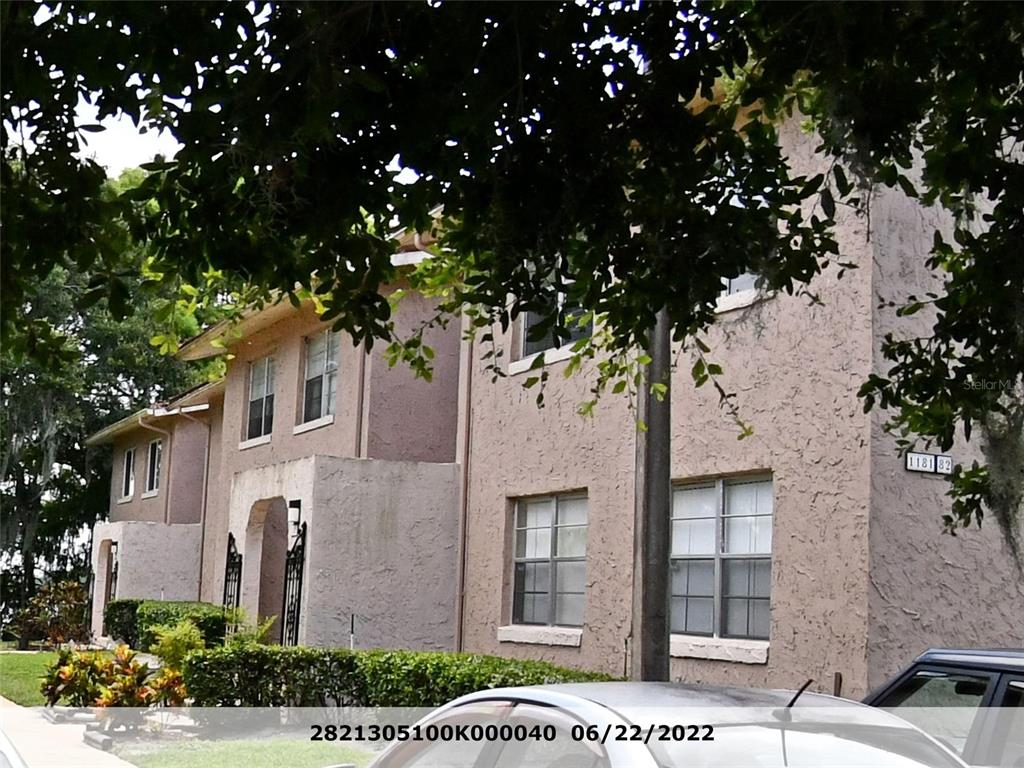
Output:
left=652, top=722, right=963, bottom=768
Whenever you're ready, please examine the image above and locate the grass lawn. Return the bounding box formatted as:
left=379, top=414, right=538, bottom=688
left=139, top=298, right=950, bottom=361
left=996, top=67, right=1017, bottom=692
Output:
left=115, top=739, right=374, bottom=768
left=0, top=651, right=56, bottom=706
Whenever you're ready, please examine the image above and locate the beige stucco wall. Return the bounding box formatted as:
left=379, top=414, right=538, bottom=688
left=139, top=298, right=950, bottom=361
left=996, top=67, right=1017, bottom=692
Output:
left=221, top=455, right=459, bottom=648
left=306, top=456, right=460, bottom=650
left=458, top=118, right=879, bottom=695
left=89, top=520, right=202, bottom=637
left=865, top=185, right=1024, bottom=689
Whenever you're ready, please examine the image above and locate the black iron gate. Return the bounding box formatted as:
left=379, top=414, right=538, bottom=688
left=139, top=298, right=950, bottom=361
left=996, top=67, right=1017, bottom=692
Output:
left=223, top=533, right=243, bottom=618
left=282, top=522, right=306, bottom=646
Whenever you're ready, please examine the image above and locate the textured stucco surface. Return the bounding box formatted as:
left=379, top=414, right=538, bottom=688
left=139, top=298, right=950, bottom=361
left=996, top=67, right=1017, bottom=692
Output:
left=107, top=416, right=206, bottom=525
left=222, top=455, right=458, bottom=648
left=306, top=457, right=460, bottom=650
left=865, top=185, right=1024, bottom=690
left=459, top=118, right=879, bottom=695
left=198, top=294, right=460, bottom=600
left=90, top=521, right=201, bottom=635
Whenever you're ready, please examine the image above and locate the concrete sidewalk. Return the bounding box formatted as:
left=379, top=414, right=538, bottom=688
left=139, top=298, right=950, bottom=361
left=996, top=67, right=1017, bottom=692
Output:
left=0, top=697, right=135, bottom=768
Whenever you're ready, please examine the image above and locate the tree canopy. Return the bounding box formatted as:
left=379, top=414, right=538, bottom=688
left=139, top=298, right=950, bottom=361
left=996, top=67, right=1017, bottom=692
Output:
left=2, top=1, right=1021, bottom=547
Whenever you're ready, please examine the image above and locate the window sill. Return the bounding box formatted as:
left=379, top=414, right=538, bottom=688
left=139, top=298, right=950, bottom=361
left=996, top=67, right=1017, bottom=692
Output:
left=670, top=635, right=769, bottom=664
left=140, top=489, right=159, bottom=500
left=497, top=625, right=582, bottom=647
left=115, top=496, right=133, bottom=505
left=293, top=414, right=334, bottom=435
left=507, top=344, right=576, bottom=376
left=238, top=434, right=272, bottom=451
left=715, top=288, right=772, bottom=315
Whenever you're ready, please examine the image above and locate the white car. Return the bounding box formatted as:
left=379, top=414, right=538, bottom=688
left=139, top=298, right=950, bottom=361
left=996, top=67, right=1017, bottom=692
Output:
left=369, top=682, right=967, bottom=768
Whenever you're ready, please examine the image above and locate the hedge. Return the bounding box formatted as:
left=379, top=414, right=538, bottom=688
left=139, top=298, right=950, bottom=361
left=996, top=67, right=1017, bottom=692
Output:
left=102, top=599, right=142, bottom=647
left=183, top=646, right=616, bottom=707
left=103, top=600, right=229, bottom=650
left=136, top=601, right=229, bottom=649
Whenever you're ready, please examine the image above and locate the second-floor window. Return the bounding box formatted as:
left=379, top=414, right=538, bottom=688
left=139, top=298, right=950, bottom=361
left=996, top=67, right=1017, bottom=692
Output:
left=512, top=493, right=588, bottom=627
left=302, top=329, right=339, bottom=423
left=247, top=356, right=275, bottom=440
left=671, top=476, right=773, bottom=641
left=121, top=448, right=135, bottom=499
left=522, top=290, right=591, bottom=358
left=145, top=440, right=162, bottom=493
left=720, top=271, right=759, bottom=296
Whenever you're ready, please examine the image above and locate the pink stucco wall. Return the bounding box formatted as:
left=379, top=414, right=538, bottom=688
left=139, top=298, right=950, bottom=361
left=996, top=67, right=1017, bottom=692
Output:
left=865, top=185, right=1024, bottom=689
left=197, top=292, right=462, bottom=607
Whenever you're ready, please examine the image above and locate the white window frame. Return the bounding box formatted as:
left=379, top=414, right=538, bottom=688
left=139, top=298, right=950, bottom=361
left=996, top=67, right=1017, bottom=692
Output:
left=246, top=356, right=275, bottom=441
left=300, top=329, right=339, bottom=425
left=119, top=448, right=135, bottom=501
left=512, top=493, right=588, bottom=628
left=671, top=476, right=773, bottom=642
left=143, top=439, right=162, bottom=496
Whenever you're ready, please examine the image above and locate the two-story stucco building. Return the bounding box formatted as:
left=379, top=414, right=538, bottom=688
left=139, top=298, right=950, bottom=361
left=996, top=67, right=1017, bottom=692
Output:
left=88, top=127, right=1023, bottom=699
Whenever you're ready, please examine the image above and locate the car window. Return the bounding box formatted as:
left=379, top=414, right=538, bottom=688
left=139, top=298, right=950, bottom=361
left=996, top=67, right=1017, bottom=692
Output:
left=986, top=679, right=1024, bottom=768
left=876, top=669, right=992, bottom=756
left=374, top=703, right=512, bottom=768
left=492, top=704, right=609, bottom=768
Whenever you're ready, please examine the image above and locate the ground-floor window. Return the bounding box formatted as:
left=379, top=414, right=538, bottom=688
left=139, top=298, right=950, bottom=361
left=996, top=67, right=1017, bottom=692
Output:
left=671, top=475, right=773, bottom=640
left=512, top=493, right=588, bottom=627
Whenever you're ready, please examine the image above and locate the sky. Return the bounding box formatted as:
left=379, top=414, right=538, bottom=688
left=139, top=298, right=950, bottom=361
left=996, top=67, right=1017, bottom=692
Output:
left=75, top=96, right=183, bottom=176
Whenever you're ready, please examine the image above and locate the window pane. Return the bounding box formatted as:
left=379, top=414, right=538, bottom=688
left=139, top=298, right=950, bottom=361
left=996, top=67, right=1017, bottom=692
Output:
left=725, top=480, right=772, bottom=517
left=556, top=525, right=587, bottom=557
left=247, top=404, right=263, bottom=440
left=520, top=527, right=550, bottom=559
left=265, top=357, right=275, bottom=394
left=325, top=370, right=338, bottom=415
left=518, top=499, right=553, bottom=530
left=326, top=331, right=339, bottom=369
left=672, top=518, right=715, bottom=556
left=250, top=359, right=266, bottom=399
left=724, top=516, right=772, bottom=554
left=683, top=597, right=714, bottom=634
left=521, top=593, right=549, bottom=625
left=751, top=600, right=770, bottom=639
left=523, top=304, right=557, bottom=357
left=554, top=593, right=584, bottom=627
left=673, top=484, right=717, bottom=519
left=671, top=559, right=714, bottom=597
left=877, top=672, right=991, bottom=756
left=304, top=375, right=324, bottom=422
left=555, top=561, right=586, bottom=593
left=263, top=393, right=274, bottom=435
left=723, top=559, right=771, bottom=598
left=557, top=497, right=587, bottom=526
left=307, top=333, right=327, bottom=377
left=723, top=271, right=758, bottom=296
left=724, top=598, right=750, bottom=637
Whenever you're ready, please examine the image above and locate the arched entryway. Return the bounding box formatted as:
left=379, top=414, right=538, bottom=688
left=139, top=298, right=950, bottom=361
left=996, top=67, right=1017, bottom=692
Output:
left=244, top=497, right=288, bottom=642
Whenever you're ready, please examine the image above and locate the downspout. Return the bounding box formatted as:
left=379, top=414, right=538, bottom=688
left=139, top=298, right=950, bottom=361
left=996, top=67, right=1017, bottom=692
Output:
left=355, top=342, right=369, bottom=457
left=137, top=414, right=172, bottom=524
left=453, top=324, right=474, bottom=651
left=181, top=410, right=212, bottom=601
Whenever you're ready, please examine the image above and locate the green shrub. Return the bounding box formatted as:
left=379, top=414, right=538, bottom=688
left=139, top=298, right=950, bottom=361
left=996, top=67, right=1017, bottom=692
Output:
left=149, top=619, right=205, bottom=669
left=183, top=646, right=616, bottom=707
left=103, top=599, right=142, bottom=647
left=137, top=601, right=229, bottom=649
